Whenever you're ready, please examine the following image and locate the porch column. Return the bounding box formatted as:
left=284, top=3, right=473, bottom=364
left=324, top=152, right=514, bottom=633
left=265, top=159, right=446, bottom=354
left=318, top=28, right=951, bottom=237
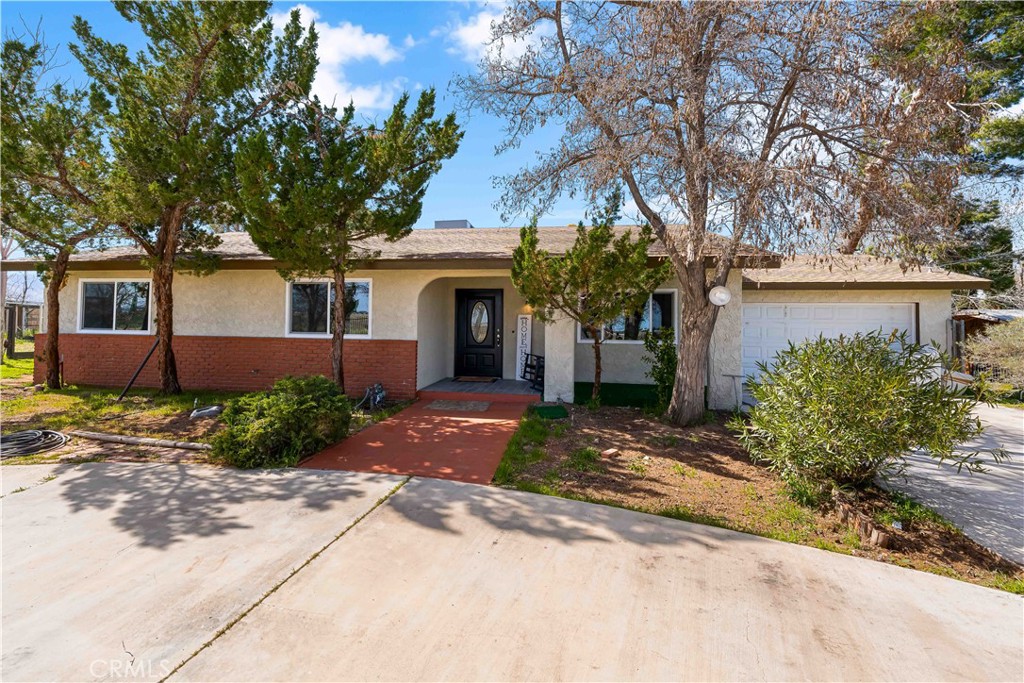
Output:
left=543, top=314, right=575, bottom=403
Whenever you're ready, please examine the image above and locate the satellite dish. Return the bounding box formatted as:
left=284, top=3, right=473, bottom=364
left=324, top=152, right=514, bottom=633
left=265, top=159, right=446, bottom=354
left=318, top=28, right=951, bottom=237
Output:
left=708, top=285, right=732, bottom=307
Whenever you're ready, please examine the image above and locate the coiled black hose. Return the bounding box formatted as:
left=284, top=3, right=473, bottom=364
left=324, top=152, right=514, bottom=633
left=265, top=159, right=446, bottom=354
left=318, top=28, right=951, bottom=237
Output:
left=1, top=430, right=69, bottom=458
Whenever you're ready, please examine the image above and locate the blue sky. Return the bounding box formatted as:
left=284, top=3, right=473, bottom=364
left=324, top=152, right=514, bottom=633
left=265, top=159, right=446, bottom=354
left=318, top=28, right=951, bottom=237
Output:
left=0, top=0, right=591, bottom=230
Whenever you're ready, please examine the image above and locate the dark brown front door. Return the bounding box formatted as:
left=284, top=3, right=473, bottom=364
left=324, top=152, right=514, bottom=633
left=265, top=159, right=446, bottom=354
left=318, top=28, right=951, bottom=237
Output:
left=455, top=289, right=503, bottom=378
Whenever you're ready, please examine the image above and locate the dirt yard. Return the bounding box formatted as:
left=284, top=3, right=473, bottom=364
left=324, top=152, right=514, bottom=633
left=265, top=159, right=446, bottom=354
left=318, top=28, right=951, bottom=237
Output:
left=1, top=372, right=410, bottom=466
left=500, top=404, right=1023, bottom=594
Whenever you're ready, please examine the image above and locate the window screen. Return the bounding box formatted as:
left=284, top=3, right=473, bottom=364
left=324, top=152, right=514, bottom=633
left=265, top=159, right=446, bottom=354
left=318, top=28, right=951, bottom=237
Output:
left=114, top=282, right=150, bottom=331
left=82, top=282, right=115, bottom=330
left=290, top=283, right=329, bottom=333
left=343, top=281, right=370, bottom=336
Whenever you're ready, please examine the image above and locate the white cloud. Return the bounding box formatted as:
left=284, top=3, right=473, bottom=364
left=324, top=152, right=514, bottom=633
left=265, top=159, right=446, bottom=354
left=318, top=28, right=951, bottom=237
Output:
left=445, top=6, right=502, bottom=63
left=271, top=4, right=406, bottom=110
left=440, top=3, right=551, bottom=64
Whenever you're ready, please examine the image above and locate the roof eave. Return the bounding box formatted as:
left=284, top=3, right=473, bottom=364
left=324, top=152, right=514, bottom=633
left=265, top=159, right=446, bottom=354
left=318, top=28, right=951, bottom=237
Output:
left=742, top=279, right=993, bottom=291
left=6, top=252, right=783, bottom=272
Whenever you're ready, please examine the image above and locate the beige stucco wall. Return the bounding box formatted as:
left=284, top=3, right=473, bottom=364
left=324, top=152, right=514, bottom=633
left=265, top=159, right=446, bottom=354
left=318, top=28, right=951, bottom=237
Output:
left=415, top=278, right=449, bottom=388
left=742, top=288, right=953, bottom=350
left=543, top=315, right=576, bottom=403
left=572, top=270, right=744, bottom=409
left=707, top=271, right=744, bottom=409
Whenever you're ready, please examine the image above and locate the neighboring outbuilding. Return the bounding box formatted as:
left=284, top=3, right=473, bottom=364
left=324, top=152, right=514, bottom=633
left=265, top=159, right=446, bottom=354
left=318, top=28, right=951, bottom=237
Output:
left=3, top=229, right=989, bottom=408
left=3, top=299, right=41, bottom=335
left=952, top=308, right=1024, bottom=339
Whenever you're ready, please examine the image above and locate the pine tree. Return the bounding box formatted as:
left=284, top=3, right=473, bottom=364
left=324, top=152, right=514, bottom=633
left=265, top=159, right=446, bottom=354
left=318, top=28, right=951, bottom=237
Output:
left=71, top=1, right=317, bottom=393
left=1, top=36, right=113, bottom=388
left=234, top=88, right=461, bottom=391
left=512, top=193, right=669, bottom=402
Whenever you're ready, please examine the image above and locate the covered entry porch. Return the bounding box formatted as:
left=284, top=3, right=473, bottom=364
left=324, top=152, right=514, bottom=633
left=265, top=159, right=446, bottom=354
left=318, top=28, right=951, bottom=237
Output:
left=419, top=377, right=540, bottom=402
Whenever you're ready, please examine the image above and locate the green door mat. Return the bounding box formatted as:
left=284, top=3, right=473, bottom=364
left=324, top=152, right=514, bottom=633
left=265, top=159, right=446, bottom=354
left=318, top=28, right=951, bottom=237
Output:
left=533, top=405, right=569, bottom=419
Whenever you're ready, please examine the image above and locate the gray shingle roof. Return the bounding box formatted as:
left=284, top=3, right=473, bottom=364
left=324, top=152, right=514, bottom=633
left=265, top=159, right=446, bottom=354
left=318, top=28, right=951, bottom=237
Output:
left=7, top=226, right=770, bottom=267
left=743, top=255, right=991, bottom=290
left=8, top=231, right=984, bottom=289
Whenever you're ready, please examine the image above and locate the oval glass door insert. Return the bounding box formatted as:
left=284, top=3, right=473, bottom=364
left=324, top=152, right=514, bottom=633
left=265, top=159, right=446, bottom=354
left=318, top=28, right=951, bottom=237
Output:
left=470, top=301, right=489, bottom=343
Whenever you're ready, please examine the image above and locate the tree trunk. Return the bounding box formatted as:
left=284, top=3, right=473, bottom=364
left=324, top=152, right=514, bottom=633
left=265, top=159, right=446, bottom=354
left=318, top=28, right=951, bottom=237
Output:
left=152, top=261, right=181, bottom=394
left=0, top=265, right=6, bottom=364
left=43, top=250, right=70, bottom=389
left=589, top=329, right=603, bottom=402
left=667, top=261, right=719, bottom=426
left=151, top=206, right=185, bottom=394
left=331, top=268, right=347, bottom=392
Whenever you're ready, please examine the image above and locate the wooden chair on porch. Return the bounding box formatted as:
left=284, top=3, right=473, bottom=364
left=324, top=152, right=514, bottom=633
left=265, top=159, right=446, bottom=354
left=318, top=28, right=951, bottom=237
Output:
left=520, top=353, right=545, bottom=391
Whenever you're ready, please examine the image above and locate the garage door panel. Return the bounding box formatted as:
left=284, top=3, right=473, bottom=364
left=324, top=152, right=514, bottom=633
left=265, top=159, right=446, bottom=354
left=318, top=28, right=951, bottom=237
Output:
left=742, top=303, right=915, bottom=380
left=788, top=306, right=810, bottom=320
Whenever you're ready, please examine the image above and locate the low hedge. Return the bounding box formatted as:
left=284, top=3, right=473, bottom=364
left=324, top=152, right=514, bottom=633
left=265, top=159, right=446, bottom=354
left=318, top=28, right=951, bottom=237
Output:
left=211, top=375, right=352, bottom=469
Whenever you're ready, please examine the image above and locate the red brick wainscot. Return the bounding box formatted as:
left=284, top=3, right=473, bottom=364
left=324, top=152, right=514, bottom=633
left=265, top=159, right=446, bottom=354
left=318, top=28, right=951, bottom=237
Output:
left=33, top=334, right=418, bottom=399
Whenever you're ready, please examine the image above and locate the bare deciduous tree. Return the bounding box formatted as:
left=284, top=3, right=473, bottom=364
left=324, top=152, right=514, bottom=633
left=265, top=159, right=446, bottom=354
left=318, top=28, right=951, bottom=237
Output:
left=458, top=1, right=968, bottom=424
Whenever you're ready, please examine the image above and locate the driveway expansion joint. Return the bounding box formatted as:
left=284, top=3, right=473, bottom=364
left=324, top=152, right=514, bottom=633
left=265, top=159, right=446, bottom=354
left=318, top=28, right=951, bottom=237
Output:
left=160, top=475, right=411, bottom=682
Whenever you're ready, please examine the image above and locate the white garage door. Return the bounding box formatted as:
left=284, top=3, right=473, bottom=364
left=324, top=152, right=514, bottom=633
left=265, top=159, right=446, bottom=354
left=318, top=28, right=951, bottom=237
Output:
left=742, top=303, right=916, bottom=380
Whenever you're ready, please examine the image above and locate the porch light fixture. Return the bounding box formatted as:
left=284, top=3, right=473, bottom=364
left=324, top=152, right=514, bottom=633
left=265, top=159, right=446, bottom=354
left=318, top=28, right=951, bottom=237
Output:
left=708, top=285, right=732, bottom=307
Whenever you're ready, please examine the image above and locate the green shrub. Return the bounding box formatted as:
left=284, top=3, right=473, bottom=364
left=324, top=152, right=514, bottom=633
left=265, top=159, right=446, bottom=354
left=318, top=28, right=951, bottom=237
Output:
left=211, top=375, right=351, bottom=469
left=643, top=328, right=677, bottom=412
left=732, top=331, right=1003, bottom=500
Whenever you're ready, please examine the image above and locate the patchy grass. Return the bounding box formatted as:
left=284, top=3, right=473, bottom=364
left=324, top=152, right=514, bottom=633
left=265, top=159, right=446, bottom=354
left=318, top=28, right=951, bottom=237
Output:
left=566, top=447, right=601, bottom=472
left=994, top=393, right=1024, bottom=409
left=1, top=355, right=33, bottom=381
left=493, top=408, right=558, bottom=485
left=349, top=400, right=413, bottom=434
left=626, top=457, right=649, bottom=477
left=873, top=490, right=961, bottom=533
left=493, top=403, right=1024, bottom=594
left=990, top=574, right=1024, bottom=595
left=1, top=385, right=241, bottom=444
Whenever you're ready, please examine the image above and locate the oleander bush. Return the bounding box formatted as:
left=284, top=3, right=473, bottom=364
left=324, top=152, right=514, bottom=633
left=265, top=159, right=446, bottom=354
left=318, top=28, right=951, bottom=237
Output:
left=212, top=375, right=351, bottom=468
left=732, top=331, right=1002, bottom=502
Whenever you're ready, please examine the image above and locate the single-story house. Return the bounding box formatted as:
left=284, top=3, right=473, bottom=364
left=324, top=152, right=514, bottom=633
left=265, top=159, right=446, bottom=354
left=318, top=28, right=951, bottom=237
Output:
left=3, top=226, right=989, bottom=407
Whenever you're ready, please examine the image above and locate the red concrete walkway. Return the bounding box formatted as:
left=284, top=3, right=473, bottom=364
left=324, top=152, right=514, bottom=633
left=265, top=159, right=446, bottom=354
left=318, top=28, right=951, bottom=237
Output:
left=300, top=399, right=530, bottom=484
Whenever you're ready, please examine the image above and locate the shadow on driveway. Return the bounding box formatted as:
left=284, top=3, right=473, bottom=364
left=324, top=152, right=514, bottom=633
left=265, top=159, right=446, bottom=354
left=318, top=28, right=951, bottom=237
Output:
left=894, top=404, right=1024, bottom=564
left=56, top=462, right=382, bottom=549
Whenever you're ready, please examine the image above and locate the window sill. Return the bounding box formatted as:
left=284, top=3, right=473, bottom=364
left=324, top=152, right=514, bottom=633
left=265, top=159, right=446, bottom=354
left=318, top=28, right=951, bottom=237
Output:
left=285, top=333, right=372, bottom=340
left=576, top=336, right=677, bottom=345
left=76, top=328, right=153, bottom=335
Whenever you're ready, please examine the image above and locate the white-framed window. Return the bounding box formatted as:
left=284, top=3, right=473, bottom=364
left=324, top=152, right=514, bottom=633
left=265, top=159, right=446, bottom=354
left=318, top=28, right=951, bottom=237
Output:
left=77, top=278, right=152, bottom=334
left=285, top=279, right=372, bottom=338
left=578, top=290, right=677, bottom=344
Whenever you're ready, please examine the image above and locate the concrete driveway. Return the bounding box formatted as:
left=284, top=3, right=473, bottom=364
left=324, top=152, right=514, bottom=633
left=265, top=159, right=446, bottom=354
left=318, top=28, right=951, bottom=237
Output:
left=1, top=463, right=403, bottom=682
left=893, top=404, right=1024, bottom=564
left=3, top=463, right=1022, bottom=682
